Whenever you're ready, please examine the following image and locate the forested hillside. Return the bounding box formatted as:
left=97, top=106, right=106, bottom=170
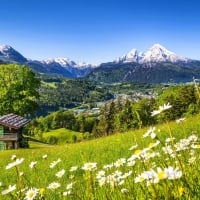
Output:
left=26, top=83, right=200, bottom=144
left=37, top=75, right=113, bottom=115
left=86, top=61, right=200, bottom=83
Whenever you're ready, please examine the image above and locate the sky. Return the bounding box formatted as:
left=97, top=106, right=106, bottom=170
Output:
left=0, top=0, right=200, bottom=64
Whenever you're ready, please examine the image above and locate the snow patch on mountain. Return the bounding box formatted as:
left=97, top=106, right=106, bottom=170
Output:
left=115, top=49, right=144, bottom=63
left=0, top=44, right=27, bottom=63
left=42, top=58, right=96, bottom=69
left=43, top=58, right=76, bottom=67
left=0, top=45, right=12, bottom=53
left=141, top=44, right=188, bottom=63
left=115, top=44, right=189, bottom=64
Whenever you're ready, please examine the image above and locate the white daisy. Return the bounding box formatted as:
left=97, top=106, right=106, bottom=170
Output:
left=24, top=188, right=39, bottom=200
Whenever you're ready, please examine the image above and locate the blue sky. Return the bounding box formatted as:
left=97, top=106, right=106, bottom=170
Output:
left=0, top=0, right=200, bottom=64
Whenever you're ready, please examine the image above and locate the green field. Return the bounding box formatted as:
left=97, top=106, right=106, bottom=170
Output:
left=0, top=113, right=200, bottom=199
left=42, top=128, right=83, bottom=144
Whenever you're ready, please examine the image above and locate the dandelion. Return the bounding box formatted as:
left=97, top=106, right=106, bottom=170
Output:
left=69, top=166, right=78, bottom=172
left=2, top=184, right=16, bottom=195
left=55, top=169, right=65, bottom=178
left=178, top=187, right=184, bottom=197
left=47, top=182, right=61, bottom=190
left=29, top=161, right=37, bottom=169
left=82, top=162, right=97, bottom=171
left=151, top=103, right=172, bottom=116
left=39, top=188, right=45, bottom=197
left=25, top=188, right=39, bottom=200
left=6, top=158, right=24, bottom=170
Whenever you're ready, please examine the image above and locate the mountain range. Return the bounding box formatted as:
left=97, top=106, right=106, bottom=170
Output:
left=0, top=45, right=95, bottom=77
left=0, top=44, right=200, bottom=83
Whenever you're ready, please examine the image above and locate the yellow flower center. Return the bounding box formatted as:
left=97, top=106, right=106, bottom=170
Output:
left=134, top=149, right=142, bottom=155
left=28, top=192, right=34, bottom=198
left=157, top=171, right=165, bottom=180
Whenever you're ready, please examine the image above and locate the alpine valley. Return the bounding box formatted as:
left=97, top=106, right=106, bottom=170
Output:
left=0, top=43, right=200, bottom=83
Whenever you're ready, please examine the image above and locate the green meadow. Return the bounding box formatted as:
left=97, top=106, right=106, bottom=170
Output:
left=0, top=113, right=200, bottom=199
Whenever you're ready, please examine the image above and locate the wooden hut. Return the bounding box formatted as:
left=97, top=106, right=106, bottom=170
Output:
left=0, top=113, right=30, bottom=150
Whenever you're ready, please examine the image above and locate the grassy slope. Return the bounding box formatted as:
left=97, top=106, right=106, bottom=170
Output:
left=0, top=114, right=200, bottom=168
left=0, top=114, right=200, bottom=199
left=42, top=128, right=83, bottom=144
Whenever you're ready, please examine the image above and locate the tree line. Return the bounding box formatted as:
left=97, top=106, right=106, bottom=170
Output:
left=26, top=83, right=200, bottom=141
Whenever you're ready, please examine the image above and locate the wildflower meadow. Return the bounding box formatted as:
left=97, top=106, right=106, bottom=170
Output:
left=1, top=104, right=200, bottom=199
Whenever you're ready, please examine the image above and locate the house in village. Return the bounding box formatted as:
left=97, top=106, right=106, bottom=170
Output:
left=0, top=113, right=30, bottom=150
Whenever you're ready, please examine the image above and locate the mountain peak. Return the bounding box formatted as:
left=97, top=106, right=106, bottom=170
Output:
left=151, top=43, right=167, bottom=49
left=0, top=44, right=27, bottom=63
left=43, top=57, right=76, bottom=66
left=115, top=48, right=143, bottom=63
left=115, top=44, right=189, bottom=64
left=148, top=43, right=176, bottom=56
left=0, top=45, right=13, bottom=52
left=142, top=43, right=188, bottom=63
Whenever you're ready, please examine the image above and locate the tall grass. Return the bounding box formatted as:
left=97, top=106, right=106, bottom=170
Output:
left=0, top=110, right=200, bottom=199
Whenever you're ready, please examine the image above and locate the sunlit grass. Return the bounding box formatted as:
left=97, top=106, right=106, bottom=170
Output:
left=0, top=112, right=200, bottom=199
left=42, top=128, right=83, bottom=144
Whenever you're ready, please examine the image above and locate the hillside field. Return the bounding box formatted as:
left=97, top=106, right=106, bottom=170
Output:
left=0, top=113, right=200, bottom=199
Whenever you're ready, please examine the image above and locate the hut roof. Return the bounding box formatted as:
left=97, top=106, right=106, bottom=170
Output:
left=0, top=113, right=30, bottom=129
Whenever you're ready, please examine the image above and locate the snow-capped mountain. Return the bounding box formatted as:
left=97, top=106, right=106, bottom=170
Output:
left=87, top=43, right=200, bottom=83
left=0, top=45, right=27, bottom=63
left=42, top=58, right=95, bottom=69
left=141, top=44, right=189, bottom=63
left=115, top=49, right=144, bottom=63
left=0, top=45, right=95, bottom=77
left=115, top=44, right=189, bottom=64
left=43, top=58, right=77, bottom=67
left=0, top=43, right=198, bottom=82
left=41, top=58, right=96, bottom=77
